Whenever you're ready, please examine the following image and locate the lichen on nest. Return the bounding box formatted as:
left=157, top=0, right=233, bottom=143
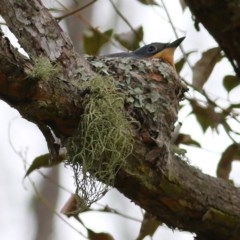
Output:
left=66, top=76, right=134, bottom=210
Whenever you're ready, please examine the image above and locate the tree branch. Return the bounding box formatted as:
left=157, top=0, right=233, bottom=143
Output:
left=0, top=28, right=85, bottom=136
left=0, top=0, right=92, bottom=78
left=185, top=0, right=240, bottom=77
left=116, top=149, right=240, bottom=240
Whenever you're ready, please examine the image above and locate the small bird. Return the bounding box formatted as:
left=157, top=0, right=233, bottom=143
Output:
left=104, top=37, right=185, bottom=67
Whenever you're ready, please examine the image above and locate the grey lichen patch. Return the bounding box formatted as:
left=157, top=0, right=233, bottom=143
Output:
left=28, top=56, right=61, bottom=81
left=158, top=61, right=175, bottom=79
left=66, top=76, right=134, bottom=210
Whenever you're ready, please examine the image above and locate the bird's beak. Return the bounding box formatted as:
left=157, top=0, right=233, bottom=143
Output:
left=152, top=37, right=185, bottom=67
left=168, top=37, right=185, bottom=48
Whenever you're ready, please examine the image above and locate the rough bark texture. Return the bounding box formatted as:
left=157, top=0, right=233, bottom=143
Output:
left=116, top=153, right=240, bottom=240
left=1, top=1, right=240, bottom=240
left=185, top=0, right=240, bottom=77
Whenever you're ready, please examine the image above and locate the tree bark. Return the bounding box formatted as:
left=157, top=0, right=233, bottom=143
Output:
left=185, top=0, right=240, bottom=77
left=1, top=1, right=240, bottom=240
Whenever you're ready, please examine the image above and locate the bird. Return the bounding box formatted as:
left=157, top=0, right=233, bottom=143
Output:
left=104, top=37, right=185, bottom=67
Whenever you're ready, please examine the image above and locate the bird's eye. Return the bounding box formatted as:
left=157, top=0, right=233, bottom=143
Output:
left=147, top=45, right=156, bottom=53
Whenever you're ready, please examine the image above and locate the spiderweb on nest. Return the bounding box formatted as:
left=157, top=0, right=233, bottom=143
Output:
left=66, top=77, right=133, bottom=211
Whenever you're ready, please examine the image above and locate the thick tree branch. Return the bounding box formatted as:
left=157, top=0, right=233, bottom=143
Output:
left=0, top=29, right=84, bottom=136
left=0, top=0, right=95, bottom=136
left=185, top=0, right=240, bottom=77
left=0, top=1, right=240, bottom=239
left=0, top=0, right=92, bottom=78
left=116, top=151, right=240, bottom=240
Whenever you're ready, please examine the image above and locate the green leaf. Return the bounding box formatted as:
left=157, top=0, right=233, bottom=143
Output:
left=137, top=0, right=159, bottom=5
left=192, top=47, right=222, bottom=90
left=83, top=28, right=113, bottom=55
left=175, top=58, right=185, bottom=73
left=114, top=26, right=144, bottom=51
left=24, top=153, right=64, bottom=177
left=230, top=103, right=240, bottom=109
left=223, top=75, right=240, bottom=92
left=175, top=51, right=195, bottom=73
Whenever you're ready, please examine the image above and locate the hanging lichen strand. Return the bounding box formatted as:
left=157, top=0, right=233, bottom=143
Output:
left=66, top=76, right=134, bottom=210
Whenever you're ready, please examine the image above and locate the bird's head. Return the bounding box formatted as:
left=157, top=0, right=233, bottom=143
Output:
left=104, top=37, right=185, bottom=67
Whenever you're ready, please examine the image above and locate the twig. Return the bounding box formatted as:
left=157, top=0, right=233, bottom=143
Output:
left=93, top=203, right=142, bottom=222
left=109, top=0, right=145, bottom=44
left=8, top=118, right=87, bottom=238
left=160, top=0, right=192, bottom=69
left=30, top=178, right=88, bottom=239
left=56, top=0, right=97, bottom=22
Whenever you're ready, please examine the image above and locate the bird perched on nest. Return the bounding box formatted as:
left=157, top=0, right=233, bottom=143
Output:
left=104, top=37, right=185, bottom=68
left=84, top=37, right=188, bottom=147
